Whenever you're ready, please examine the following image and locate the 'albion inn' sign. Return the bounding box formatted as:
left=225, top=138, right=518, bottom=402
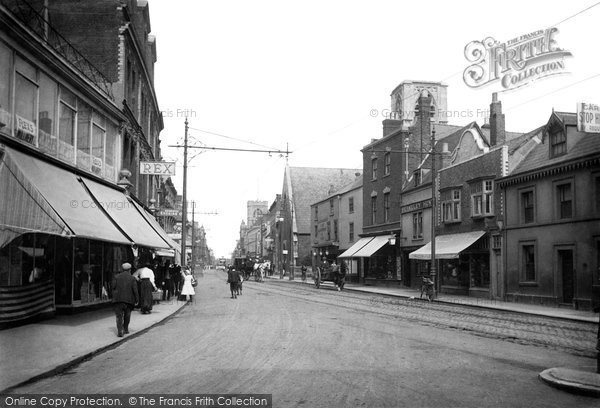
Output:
left=463, top=27, right=572, bottom=90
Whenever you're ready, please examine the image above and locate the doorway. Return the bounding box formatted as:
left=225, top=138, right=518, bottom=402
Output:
left=558, top=249, right=574, bottom=304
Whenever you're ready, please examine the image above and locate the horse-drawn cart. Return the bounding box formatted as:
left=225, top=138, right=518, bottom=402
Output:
left=313, top=263, right=346, bottom=290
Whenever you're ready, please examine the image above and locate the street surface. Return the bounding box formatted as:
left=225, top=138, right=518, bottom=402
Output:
left=11, top=269, right=598, bottom=407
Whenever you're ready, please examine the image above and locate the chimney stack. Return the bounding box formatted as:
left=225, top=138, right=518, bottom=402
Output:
left=489, top=92, right=505, bottom=146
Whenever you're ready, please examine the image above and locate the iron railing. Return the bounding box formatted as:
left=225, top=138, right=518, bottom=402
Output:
left=3, top=0, right=114, bottom=100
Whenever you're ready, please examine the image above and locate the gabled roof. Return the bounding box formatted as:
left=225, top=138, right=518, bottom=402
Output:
left=286, top=167, right=361, bottom=234
left=511, top=112, right=600, bottom=175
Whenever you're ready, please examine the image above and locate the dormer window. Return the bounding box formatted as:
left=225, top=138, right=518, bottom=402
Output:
left=549, top=129, right=566, bottom=157
left=414, top=169, right=421, bottom=186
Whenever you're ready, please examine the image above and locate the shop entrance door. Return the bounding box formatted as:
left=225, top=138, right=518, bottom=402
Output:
left=558, top=249, right=574, bottom=304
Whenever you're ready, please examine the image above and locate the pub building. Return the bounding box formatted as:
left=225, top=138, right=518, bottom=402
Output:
left=0, top=2, right=176, bottom=325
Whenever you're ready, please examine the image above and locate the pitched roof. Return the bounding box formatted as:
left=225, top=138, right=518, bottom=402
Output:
left=317, top=173, right=363, bottom=203
left=511, top=112, right=600, bottom=175
left=287, top=167, right=362, bottom=233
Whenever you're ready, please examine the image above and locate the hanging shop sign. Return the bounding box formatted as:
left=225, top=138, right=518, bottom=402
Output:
left=157, top=209, right=182, bottom=217
left=577, top=102, right=600, bottom=133
left=139, top=161, right=176, bottom=176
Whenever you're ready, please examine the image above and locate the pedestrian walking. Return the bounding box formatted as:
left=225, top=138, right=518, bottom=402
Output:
left=180, top=268, right=196, bottom=303
left=227, top=266, right=241, bottom=299
left=162, top=262, right=175, bottom=301
left=301, top=264, right=307, bottom=282
left=111, top=263, right=139, bottom=337
left=237, top=272, right=243, bottom=295
left=172, top=263, right=182, bottom=295
left=332, top=260, right=340, bottom=291
left=339, top=260, right=347, bottom=290
left=134, top=261, right=157, bottom=314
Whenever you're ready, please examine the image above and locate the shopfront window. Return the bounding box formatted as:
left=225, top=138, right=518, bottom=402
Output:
left=0, top=233, right=55, bottom=287
left=59, top=87, right=76, bottom=163
left=54, top=237, right=73, bottom=305
left=440, top=258, right=469, bottom=287
left=0, top=41, right=11, bottom=130
left=38, top=73, right=58, bottom=157
left=73, top=238, right=89, bottom=302
left=469, top=252, right=490, bottom=288
left=76, top=100, right=92, bottom=171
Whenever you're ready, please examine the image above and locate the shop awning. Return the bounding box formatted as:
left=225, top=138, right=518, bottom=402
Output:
left=155, top=248, right=175, bottom=257
left=129, top=200, right=181, bottom=252
left=0, top=147, right=71, bottom=248
left=5, top=148, right=131, bottom=245
left=409, top=231, right=486, bottom=260
left=338, top=237, right=374, bottom=258
left=80, top=178, right=171, bottom=249
left=352, top=235, right=390, bottom=257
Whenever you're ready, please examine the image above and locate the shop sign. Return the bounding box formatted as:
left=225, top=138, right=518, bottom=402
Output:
left=157, top=209, right=182, bottom=217
left=577, top=102, right=600, bottom=133
left=139, top=161, right=176, bottom=176
left=401, top=198, right=432, bottom=214
left=15, top=115, right=37, bottom=145
left=463, top=27, right=571, bottom=91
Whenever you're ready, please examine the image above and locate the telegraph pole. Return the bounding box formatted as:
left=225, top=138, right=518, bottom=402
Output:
left=181, top=118, right=189, bottom=267
left=191, top=200, right=196, bottom=271
left=430, top=126, right=437, bottom=299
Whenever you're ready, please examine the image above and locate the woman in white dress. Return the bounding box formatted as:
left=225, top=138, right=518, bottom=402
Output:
left=180, top=269, right=195, bottom=303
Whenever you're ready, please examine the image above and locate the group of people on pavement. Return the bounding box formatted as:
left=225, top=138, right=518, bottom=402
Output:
left=111, top=260, right=196, bottom=337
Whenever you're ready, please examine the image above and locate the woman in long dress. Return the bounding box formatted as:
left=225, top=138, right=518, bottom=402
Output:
left=134, top=262, right=157, bottom=314
left=180, top=269, right=195, bottom=303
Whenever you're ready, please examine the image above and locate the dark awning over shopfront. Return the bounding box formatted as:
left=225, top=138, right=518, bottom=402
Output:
left=352, top=236, right=390, bottom=258
left=0, top=147, right=71, bottom=248
left=409, top=231, right=486, bottom=260
left=81, top=178, right=171, bottom=249
left=4, top=147, right=131, bottom=245
left=338, top=237, right=374, bottom=258
left=129, top=200, right=181, bottom=252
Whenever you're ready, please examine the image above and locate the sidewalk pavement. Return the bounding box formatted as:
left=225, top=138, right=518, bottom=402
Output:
left=266, top=273, right=600, bottom=397
left=0, top=298, right=188, bottom=393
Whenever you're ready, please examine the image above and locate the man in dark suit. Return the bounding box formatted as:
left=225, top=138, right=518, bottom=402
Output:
left=112, top=262, right=139, bottom=337
left=227, top=266, right=241, bottom=299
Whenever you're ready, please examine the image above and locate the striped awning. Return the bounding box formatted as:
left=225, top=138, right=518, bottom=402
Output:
left=4, top=147, right=131, bottom=245
left=0, top=147, right=72, bottom=248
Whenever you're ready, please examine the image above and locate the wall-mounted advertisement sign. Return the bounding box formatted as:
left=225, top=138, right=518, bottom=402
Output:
left=463, top=28, right=572, bottom=91
left=577, top=103, right=600, bottom=133
left=15, top=115, right=37, bottom=145
left=139, top=161, right=176, bottom=176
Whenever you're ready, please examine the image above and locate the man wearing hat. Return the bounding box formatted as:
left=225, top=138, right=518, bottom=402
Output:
left=111, top=262, right=139, bottom=337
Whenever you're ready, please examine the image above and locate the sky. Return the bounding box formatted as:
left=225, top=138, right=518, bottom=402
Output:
left=149, top=0, right=600, bottom=259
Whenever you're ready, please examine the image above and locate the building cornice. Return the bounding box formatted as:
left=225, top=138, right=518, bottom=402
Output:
left=497, top=154, right=600, bottom=187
